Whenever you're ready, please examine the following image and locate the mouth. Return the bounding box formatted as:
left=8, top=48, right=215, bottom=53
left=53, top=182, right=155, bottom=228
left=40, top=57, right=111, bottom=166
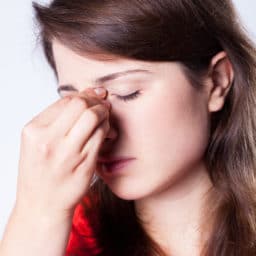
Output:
left=98, top=157, right=135, bottom=174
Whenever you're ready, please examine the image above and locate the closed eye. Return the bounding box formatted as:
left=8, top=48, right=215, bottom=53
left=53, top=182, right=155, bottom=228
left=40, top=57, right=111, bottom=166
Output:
left=116, top=91, right=141, bottom=102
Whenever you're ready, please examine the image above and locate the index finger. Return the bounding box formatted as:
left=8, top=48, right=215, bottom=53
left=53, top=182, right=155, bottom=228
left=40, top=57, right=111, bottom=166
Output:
left=32, top=96, right=71, bottom=126
left=32, top=87, right=108, bottom=127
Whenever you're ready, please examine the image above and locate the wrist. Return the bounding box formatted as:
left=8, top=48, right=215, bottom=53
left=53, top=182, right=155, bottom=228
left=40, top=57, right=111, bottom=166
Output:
left=0, top=206, right=74, bottom=256
left=11, top=203, right=74, bottom=230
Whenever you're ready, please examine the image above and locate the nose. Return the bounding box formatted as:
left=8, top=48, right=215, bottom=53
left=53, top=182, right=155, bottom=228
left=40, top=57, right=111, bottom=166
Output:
left=99, top=117, right=118, bottom=155
left=90, top=87, right=118, bottom=141
left=102, top=110, right=119, bottom=157
left=105, top=123, right=118, bottom=140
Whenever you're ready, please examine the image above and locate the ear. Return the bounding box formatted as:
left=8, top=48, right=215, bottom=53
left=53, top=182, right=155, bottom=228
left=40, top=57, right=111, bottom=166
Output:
left=207, top=51, right=234, bottom=112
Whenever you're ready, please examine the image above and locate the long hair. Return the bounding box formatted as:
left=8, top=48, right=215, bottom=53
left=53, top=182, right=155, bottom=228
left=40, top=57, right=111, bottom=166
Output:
left=32, top=0, right=256, bottom=255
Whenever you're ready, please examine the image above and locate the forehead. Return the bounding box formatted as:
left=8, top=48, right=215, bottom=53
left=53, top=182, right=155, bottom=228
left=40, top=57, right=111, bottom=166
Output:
left=51, top=39, right=186, bottom=95
left=52, top=39, right=156, bottom=79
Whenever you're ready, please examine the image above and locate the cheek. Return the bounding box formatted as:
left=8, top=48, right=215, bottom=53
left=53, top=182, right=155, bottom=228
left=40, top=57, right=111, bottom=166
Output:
left=131, top=86, right=210, bottom=169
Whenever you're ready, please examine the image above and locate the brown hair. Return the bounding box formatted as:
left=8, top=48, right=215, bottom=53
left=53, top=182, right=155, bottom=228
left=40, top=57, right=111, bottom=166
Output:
left=32, top=0, right=256, bottom=255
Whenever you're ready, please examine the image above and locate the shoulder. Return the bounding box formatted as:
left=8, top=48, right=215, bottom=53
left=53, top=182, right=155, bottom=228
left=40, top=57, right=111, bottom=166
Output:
left=65, top=196, right=102, bottom=256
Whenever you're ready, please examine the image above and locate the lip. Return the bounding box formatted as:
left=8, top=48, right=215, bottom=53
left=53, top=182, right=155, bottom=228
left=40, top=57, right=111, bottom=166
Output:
left=99, top=158, right=135, bottom=175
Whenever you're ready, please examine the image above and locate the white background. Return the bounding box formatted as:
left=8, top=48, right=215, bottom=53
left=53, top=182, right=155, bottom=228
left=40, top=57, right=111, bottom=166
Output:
left=0, top=0, right=255, bottom=239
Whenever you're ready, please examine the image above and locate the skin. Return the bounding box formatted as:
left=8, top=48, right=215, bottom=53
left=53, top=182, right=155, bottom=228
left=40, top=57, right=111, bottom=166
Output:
left=51, top=39, right=234, bottom=255
left=0, top=38, right=234, bottom=256
left=53, top=40, right=211, bottom=202
left=0, top=53, right=111, bottom=255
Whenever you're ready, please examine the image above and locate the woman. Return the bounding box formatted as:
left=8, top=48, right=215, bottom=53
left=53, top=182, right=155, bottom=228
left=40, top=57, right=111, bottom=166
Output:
left=0, top=0, right=256, bottom=255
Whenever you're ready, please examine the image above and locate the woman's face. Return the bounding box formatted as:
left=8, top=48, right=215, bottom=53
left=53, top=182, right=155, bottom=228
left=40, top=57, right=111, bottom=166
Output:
left=52, top=39, right=211, bottom=200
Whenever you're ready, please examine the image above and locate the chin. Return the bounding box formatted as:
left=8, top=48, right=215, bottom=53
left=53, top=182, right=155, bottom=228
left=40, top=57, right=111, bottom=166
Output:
left=106, top=181, right=153, bottom=201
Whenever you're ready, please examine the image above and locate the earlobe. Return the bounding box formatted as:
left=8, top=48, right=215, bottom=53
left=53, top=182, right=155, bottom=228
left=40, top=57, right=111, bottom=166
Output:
left=207, top=51, right=234, bottom=113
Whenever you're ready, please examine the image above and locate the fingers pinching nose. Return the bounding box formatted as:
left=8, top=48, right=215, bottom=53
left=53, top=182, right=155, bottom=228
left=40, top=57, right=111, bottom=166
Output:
left=80, top=87, right=111, bottom=109
left=93, top=88, right=111, bottom=109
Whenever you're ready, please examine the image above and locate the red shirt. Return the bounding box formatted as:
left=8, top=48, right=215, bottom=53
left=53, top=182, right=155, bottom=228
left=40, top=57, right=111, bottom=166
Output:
left=65, top=197, right=102, bottom=256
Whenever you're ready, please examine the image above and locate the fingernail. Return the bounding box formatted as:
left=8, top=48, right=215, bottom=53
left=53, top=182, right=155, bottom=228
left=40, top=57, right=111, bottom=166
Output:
left=93, top=87, right=107, bottom=97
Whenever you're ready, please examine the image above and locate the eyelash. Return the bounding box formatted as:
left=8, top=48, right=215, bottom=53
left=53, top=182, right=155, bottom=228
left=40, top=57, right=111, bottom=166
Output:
left=116, top=91, right=141, bottom=102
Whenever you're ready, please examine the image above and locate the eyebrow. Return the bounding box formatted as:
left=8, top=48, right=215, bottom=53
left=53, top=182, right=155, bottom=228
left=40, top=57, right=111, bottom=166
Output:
left=57, top=69, right=152, bottom=95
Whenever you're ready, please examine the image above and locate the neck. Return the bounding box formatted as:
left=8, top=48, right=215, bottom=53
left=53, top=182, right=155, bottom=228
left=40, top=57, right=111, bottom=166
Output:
left=135, top=161, right=217, bottom=256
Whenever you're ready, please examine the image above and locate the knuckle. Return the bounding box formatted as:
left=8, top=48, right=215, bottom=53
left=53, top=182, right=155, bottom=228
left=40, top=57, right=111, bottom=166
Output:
left=37, top=142, right=53, bottom=157
left=22, top=121, right=37, bottom=138
left=22, top=122, right=54, bottom=157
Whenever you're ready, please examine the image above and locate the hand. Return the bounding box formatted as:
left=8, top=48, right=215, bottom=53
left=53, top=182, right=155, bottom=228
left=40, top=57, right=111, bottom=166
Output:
left=14, top=88, right=110, bottom=220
